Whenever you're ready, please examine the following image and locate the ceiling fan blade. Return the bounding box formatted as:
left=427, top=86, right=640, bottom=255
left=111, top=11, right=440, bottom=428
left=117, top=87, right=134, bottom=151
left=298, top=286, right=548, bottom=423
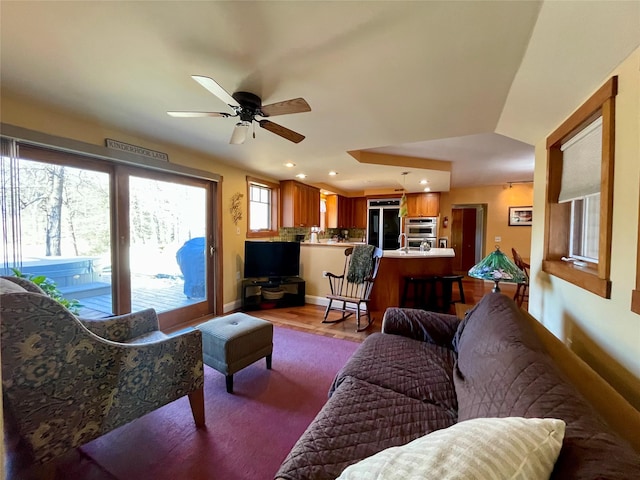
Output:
left=260, top=98, right=311, bottom=117
left=191, top=75, right=239, bottom=108
left=167, top=111, right=231, bottom=118
left=259, top=120, right=305, bottom=143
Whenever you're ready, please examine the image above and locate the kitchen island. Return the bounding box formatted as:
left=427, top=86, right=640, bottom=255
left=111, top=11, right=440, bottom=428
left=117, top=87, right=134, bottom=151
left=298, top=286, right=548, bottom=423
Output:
left=369, top=248, right=455, bottom=318
left=299, top=243, right=455, bottom=326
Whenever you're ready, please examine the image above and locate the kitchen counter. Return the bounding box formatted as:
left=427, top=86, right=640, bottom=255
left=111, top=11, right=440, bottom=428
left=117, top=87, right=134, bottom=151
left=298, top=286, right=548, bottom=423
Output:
left=382, top=247, right=455, bottom=258
left=300, top=240, right=365, bottom=247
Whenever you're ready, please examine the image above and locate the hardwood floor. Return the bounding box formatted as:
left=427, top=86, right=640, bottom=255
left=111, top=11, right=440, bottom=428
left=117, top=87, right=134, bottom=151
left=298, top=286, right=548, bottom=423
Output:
left=248, top=276, right=520, bottom=342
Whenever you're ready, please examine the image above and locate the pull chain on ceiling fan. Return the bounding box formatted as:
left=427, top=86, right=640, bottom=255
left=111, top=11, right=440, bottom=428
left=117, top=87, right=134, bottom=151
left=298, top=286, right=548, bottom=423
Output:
left=168, top=75, right=311, bottom=144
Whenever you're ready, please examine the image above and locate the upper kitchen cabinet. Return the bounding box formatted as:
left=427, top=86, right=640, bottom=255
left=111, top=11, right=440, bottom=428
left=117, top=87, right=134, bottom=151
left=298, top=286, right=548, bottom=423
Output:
left=406, top=192, right=440, bottom=217
left=281, top=180, right=320, bottom=227
left=351, top=197, right=367, bottom=228
left=326, top=195, right=367, bottom=228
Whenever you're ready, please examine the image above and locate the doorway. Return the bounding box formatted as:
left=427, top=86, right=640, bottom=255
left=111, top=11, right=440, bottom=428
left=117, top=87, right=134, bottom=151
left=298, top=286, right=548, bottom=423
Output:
left=451, top=204, right=486, bottom=273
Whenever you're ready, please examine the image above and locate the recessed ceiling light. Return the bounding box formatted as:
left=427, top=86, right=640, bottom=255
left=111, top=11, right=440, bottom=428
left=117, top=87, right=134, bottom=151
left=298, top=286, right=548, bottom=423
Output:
left=420, top=179, right=428, bottom=184
left=284, top=162, right=296, bottom=168
left=423, top=187, right=431, bottom=192
left=296, top=173, right=307, bottom=179
left=328, top=171, right=338, bottom=176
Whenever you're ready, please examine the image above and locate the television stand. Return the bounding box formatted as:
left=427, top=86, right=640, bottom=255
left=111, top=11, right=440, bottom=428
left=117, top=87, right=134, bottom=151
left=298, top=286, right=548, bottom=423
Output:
left=241, top=276, right=306, bottom=311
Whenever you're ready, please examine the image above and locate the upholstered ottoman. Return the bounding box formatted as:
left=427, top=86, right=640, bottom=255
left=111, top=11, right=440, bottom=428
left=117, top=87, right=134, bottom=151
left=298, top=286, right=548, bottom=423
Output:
left=196, top=313, right=273, bottom=393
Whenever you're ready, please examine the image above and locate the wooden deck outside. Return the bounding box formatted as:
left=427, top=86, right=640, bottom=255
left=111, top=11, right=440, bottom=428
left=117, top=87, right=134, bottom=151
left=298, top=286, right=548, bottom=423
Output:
left=77, top=276, right=201, bottom=319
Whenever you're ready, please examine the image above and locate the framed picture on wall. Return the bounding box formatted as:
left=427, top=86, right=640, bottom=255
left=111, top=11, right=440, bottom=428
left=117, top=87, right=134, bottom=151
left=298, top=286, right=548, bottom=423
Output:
left=509, top=206, right=533, bottom=226
left=438, top=238, right=448, bottom=248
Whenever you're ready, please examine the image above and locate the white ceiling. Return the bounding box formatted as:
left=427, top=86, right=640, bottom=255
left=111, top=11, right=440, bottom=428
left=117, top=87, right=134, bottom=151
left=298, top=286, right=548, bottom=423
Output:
left=1, top=1, right=638, bottom=194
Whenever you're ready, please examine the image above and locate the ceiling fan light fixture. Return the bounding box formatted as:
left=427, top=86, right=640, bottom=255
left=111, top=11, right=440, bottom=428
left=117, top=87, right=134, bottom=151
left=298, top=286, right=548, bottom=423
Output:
left=173, top=75, right=310, bottom=144
left=230, top=121, right=251, bottom=145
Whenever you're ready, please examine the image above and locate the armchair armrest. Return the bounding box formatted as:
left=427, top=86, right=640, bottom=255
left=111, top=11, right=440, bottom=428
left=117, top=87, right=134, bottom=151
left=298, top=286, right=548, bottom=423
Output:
left=0, top=275, right=46, bottom=294
left=80, top=308, right=160, bottom=342
left=382, top=307, right=460, bottom=347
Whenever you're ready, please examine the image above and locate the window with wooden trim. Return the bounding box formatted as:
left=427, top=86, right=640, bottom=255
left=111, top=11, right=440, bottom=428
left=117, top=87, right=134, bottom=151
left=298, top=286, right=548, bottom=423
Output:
left=543, top=76, right=617, bottom=298
left=246, top=176, right=279, bottom=238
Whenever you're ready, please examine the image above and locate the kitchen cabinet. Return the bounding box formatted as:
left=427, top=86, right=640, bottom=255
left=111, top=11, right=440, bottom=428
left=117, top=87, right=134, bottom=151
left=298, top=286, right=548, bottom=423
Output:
left=281, top=180, right=320, bottom=227
left=337, top=196, right=352, bottom=228
left=326, top=195, right=367, bottom=228
left=350, top=197, right=367, bottom=228
left=406, top=192, right=440, bottom=217
left=326, top=195, right=351, bottom=229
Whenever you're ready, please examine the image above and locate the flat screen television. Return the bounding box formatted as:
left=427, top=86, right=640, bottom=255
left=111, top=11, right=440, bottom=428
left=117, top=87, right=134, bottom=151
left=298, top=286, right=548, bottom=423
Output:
left=244, top=241, right=300, bottom=280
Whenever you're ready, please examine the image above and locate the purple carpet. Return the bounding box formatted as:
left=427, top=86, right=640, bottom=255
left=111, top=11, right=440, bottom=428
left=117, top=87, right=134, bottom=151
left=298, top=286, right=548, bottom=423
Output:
left=65, top=326, right=360, bottom=480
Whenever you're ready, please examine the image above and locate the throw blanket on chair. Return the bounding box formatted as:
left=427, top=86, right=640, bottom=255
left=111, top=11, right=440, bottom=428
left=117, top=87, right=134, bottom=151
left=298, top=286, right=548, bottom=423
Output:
left=347, top=244, right=376, bottom=284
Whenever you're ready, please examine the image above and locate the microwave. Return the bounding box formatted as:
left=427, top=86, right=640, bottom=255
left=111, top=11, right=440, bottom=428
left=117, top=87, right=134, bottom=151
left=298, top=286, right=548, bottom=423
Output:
left=406, top=217, right=437, bottom=238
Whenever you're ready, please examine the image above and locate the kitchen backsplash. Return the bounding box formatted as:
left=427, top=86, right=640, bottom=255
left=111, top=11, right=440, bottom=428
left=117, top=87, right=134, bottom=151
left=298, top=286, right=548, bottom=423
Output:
left=278, top=227, right=366, bottom=242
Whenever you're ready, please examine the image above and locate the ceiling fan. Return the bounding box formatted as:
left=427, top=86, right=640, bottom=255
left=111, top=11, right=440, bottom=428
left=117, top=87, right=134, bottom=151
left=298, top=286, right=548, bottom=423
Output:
left=168, top=75, right=311, bottom=144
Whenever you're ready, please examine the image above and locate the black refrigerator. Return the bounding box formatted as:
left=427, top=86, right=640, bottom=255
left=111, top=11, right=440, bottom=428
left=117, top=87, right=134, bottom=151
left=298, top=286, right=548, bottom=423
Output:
left=367, top=199, right=401, bottom=250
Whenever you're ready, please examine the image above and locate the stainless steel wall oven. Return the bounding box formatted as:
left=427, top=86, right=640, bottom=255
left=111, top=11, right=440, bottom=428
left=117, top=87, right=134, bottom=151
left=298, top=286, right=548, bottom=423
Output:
left=405, top=217, right=438, bottom=248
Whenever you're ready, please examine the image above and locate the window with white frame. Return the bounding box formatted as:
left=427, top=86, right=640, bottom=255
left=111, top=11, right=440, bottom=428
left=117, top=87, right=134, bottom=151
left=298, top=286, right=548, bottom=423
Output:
left=246, top=176, right=278, bottom=237
left=570, top=194, right=600, bottom=262
left=559, top=116, right=602, bottom=264
left=249, top=182, right=271, bottom=231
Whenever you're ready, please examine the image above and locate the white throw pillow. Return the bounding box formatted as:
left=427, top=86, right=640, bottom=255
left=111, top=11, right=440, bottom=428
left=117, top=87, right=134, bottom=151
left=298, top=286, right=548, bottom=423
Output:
left=0, top=278, right=27, bottom=294
left=337, top=417, right=565, bottom=480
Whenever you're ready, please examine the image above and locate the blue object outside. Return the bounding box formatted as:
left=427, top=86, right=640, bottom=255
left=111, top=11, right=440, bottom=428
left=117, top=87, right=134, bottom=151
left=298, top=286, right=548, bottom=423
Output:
left=176, top=237, right=205, bottom=298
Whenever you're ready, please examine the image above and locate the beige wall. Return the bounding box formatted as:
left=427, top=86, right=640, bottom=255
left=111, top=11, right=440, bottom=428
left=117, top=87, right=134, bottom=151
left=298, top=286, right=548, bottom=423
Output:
left=1, top=92, right=259, bottom=311
left=530, top=47, right=640, bottom=408
left=440, top=183, right=533, bottom=259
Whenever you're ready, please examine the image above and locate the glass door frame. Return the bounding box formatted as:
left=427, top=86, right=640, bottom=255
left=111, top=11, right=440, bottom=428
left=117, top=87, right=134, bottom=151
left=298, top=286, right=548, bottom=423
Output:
left=16, top=144, right=221, bottom=330
left=115, top=165, right=219, bottom=329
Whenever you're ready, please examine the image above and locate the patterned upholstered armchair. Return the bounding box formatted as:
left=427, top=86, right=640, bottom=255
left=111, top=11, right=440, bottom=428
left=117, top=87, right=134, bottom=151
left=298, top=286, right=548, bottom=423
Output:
left=0, top=276, right=205, bottom=466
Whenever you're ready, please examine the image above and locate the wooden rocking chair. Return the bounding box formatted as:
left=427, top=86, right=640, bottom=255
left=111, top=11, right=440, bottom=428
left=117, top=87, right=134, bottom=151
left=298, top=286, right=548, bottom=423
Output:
left=322, top=245, right=383, bottom=331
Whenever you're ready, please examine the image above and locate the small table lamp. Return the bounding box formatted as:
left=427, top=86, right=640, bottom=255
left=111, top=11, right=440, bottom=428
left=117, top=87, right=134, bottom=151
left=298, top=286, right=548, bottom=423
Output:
left=468, top=246, right=525, bottom=293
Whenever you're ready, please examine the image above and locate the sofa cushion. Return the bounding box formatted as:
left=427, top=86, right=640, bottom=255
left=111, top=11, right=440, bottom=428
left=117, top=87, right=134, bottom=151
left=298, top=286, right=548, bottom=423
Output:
left=454, top=293, right=640, bottom=479
left=337, top=417, right=566, bottom=480
left=330, top=332, right=458, bottom=413
left=382, top=307, right=460, bottom=347
left=275, top=375, right=457, bottom=480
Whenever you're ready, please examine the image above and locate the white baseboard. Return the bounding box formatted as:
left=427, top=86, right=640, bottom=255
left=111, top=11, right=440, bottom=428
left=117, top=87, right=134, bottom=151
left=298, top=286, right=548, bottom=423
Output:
left=223, top=299, right=242, bottom=313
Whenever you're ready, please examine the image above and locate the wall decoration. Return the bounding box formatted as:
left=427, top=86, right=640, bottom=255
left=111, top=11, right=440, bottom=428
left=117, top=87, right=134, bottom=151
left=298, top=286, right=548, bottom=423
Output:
left=438, top=238, right=448, bottom=248
left=230, top=192, right=244, bottom=225
left=509, top=206, right=533, bottom=226
left=105, top=138, right=169, bottom=161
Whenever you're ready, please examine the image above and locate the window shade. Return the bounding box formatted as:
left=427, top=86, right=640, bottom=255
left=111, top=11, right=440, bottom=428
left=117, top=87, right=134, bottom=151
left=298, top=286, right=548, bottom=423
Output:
left=558, top=117, right=602, bottom=203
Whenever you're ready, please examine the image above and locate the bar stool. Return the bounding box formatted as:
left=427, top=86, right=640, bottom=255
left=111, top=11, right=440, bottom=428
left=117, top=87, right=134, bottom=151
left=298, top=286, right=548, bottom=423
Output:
left=438, top=275, right=466, bottom=314
left=401, top=275, right=440, bottom=311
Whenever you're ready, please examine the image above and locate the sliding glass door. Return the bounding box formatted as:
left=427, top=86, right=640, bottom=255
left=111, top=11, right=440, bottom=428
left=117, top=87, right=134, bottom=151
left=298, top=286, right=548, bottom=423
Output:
left=2, top=142, right=218, bottom=328
left=127, top=174, right=211, bottom=323
left=3, top=156, right=114, bottom=316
